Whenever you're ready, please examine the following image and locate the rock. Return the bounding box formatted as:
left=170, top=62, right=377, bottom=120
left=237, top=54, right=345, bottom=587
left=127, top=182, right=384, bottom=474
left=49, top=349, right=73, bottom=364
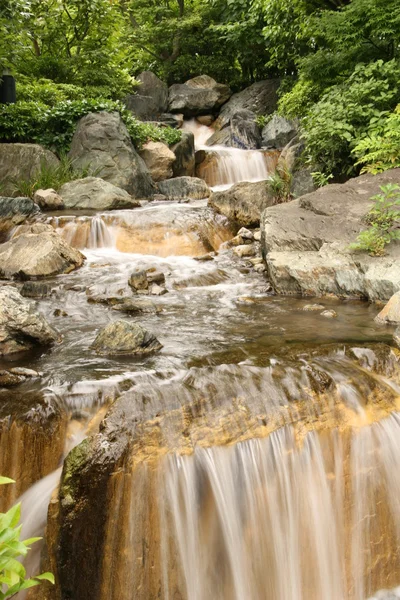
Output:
left=254, top=263, right=266, bottom=273
left=394, top=328, right=400, bottom=347
left=125, top=71, right=168, bottom=120
left=197, top=115, right=214, bottom=126
left=253, top=231, right=261, bottom=241
left=206, top=127, right=232, bottom=147
left=0, top=287, right=60, bottom=355
left=158, top=176, right=211, bottom=200
left=68, top=111, right=155, bottom=198
left=291, top=169, right=316, bottom=198
left=230, top=110, right=262, bottom=150
left=303, top=304, right=325, bottom=312
left=33, top=188, right=64, bottom=210
left=92, top=320, right=162, bottom=355
left=233, top=244, right=256, bottom=258
left=261, top=115, right=298, bottom=149
left=146, top=269, right=165, bottom=284
left=150, top=284, right=168, bottom=296
left=139, top=142, right=176, bottom=182
left=194, top=254, right=214, bottom=261
left=209, top=180, right=275, bottom=227
left=0, top=228, right=84, bottom=279
left=375, top=292, right=400, bottom=324
left=0, top=144, right=59, bottom=196
left=59, top=177, right=139, bottom=210
left=0, top=367, right=40, bottom=388
left=168, top=75, right=231, bottom=117
left=171, top=132, right=195, bottom=177
left=215, top=80, right=280, bottom=130
left=158, top=113, right=184, bottom=128
left=237, top=227, right=254, bottom=240
left=261, top=170, right=400, bottom=301
left=20, top=281, right=52, bottom=298
left=128, top=270, right=149, bottom=292
left=321, top=309, right=337, bottom=318
left=0, top=196, right=40, bottom=241
left=111, top=298, right=160, bottom=314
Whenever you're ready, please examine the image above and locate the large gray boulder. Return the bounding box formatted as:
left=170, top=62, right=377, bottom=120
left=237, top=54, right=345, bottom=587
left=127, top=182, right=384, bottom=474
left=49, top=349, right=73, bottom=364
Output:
left=261, top=115, right=298, bottom=149
left=139, top=142, right=176, bottom=182
left=59, top=177, right=139, bottom=210
left=125, top=71, right=168, bottom=120
left=206, top=127, right=232, bottom=147
left=290, top=169, right=316, bottom=198
left=0, top=225, right=84, bottom=279
left=171, top=132, right=195, bottom=177
left=169, top=75, right=231, bottom=117
left=0, top=144, right=59, bottom=196
left=68, top=111, right=155, bottom=198
left=230, top=110, right=262, bottom=150
left=0, top=197, right=39, bottom=241
left=0, top=286, right=60, bottom=355
left=215, top=80, right=280, bottom=130
left=92, top=320, right=162, bottom=355
left=261, top=169, right=400, bottom=301
left=209, top=180, right=275, bottom=227
left=158, top=176, right=211, bottom=200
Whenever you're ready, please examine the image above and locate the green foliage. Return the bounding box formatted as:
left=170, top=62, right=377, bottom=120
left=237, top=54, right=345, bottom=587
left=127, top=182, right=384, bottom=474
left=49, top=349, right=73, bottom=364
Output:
left=278, top=79, right=321, bottom=119
left=351, top=184, right=400, bottom=255
left=268, top=160, right=292, bottom=202
left=0, top=99, right=182, bottom=154
left=301, top=60, right=400, bottom=175
left=311, top=171, right=333, bottom=188
left=16, top=76, right=121, bottom=105
left=353, top=105, right=400, bottom=174
left=0, top=477, right=54, bottom=599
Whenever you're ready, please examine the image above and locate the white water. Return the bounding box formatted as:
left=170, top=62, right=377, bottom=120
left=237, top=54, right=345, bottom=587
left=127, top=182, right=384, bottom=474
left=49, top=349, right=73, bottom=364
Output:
left=183, top=119, right=272, bottom=190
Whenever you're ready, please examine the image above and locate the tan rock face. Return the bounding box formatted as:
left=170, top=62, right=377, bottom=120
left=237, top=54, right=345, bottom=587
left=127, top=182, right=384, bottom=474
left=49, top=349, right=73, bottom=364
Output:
left=139, top=141, right=176, bottom=182
left=209, top=179, right=275, bottom=227
left=375, top=291, right=400, bottom=324
left=59, top=176, right=139, bottom=210
left=34, top=188, right=64, bottom=210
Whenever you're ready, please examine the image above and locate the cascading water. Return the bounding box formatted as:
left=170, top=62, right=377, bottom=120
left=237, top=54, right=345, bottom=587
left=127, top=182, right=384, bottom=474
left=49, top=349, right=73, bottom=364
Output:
left=183, top=119, right=275, bottom=190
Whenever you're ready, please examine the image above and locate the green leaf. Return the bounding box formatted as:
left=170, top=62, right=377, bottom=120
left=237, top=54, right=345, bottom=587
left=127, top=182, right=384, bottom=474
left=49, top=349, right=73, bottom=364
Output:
left=0, top=477, right=15, bottom=486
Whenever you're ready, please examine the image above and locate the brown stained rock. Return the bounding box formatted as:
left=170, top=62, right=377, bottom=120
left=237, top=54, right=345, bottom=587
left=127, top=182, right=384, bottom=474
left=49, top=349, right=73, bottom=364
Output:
left=92, top=320, right=162, bottom=356
left=375, top=292, right=400, bottom=324
left=209, top=180, right=275, bottom=227
left=34, top=188, right=64, bottom=210
left=139, top=141, right=176, bottom=182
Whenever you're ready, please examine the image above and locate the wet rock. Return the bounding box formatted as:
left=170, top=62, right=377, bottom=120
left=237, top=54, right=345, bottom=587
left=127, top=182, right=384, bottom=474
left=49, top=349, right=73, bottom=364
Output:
left=68, top=111, right=155, bottom=198
left=0, top=196, right=39, bottom=242
left=290, top=168, right=316, bottom=198
left=261, top=169, right=400, bottom=301
left=139, top=142, right=176, bottom=182
left=206, top=127, right=232, bottom=147
left=233, top=244, right=256, bottom=258
left=0, top=143, right=59, bottom=196
left=394, top=328, right=400, bottom=347
left=215, top=80, right=280, bottom=130
left=158, top=176, right=211, bottom=200
left=59, top=177, right=140, bottom=210
left=197, top=115, right=214, bottom=126
left=168, top=75, right=231, bottom=117
left=0, top=367, right=41, bottom=388
left=261, top=115, right=298, bottom=149
left=253, top=263, right=266, bottom=273
left=303, top=304, right=325, bottom=312
left=92, top=320, right=162, bottom=355
left=146, top=269, right=165, bottom=284
left=128, top=270, right=149, bottom=292
left=0, top=287, right=60, bottom=355
left=20, top=281, right=52, bottom=298
left=150, top=284, right=168, bottom=296
left=321, top=309, right=337, bottom=318
left=111, top=298, right=160, bottom=314
left=53, top=308, right=68, bottom=317
left=0, top=228, right=84, bottom=279
left=0, top=390, right=67, bottom=511
left=194, top=253, right=215, bottom=261
left=375, top=292, right=400, bottom=324
left=125, top=71, right=168, bottom=120
left=230, top=110, right=262, bottom=150
left=209, top=180, right=275, bottom=227
left=237, top=227, right=254, bottom=240
left=33, top=188, right=64, bottom=210
left=253, top=230, right=261, bottom=241
left=171, top=132, right=195, bottom=177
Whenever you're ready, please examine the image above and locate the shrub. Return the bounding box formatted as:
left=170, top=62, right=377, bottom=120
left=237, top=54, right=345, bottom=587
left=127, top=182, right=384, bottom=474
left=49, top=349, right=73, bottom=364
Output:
left=0, top=476, right=54, bottom=599
left=350, top=184, right=400, bottom=255
left=268, top=160, right=292, bottom=202
left=353, top=105, right=400, bottom=174
left=278, top=79, right=321, bottom=119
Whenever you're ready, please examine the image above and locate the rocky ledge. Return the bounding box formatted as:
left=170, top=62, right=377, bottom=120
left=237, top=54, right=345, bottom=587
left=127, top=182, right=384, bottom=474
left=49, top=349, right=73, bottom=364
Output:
left=261, top=169, right=400, bottom=302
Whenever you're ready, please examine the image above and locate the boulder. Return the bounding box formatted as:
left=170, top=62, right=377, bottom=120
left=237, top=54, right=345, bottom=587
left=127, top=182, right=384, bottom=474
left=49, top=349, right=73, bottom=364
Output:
left=168, top=75, right=231, bottom=117
left=158, top=176, right=211, bottom=200
left=261, top=115, right=298, bottom=149
left=261, top=169, right=400, bottom=301
left=128, top=270, right=149, bottom=292
left=125, top=71, right=168, bottom=120
left=0, top=287, right=60, bottom=355
left=197, top=115, right=214, bottom=126
left=0, top=227, right=84, bottom=279
left=20, top=281, right=52, bottom=298
left=171, top=132, right=195, bottom=177
left=215, top=80, right=280, bottom=130
left=33, top=188, right=64, bottom=210
left=209, top=180, right=275, bottom=227
left=290, top=169, right=316, bottom=198
left=0, top=144, right=59, bottom=196
left=59, top=177, right=139, bottom=210
left=230, top=110, right=262, bottom=150
left=205, top=127, right=232, bottom=147
left=68, top=111, right=155, bottom=198
left=375, top=292, right=400, bottom=324
left=139, top=142, right=176, bottom=182
left=0, top=196, right=39, bottom=241
left=92, top=320, right=162, bottom=355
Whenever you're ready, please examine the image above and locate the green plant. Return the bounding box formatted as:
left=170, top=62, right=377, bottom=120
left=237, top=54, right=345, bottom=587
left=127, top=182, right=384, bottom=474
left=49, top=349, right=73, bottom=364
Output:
left=268, top=160, right=292, bottom=202
left=7, top=155, right=91, bottom=198
left=311, top=171, right=333, bottom=188
left=353, top=105, right=400, bottom=174
left=0, top=476, right=54, bottom=598
left=350, top=184, right=400, bottom=255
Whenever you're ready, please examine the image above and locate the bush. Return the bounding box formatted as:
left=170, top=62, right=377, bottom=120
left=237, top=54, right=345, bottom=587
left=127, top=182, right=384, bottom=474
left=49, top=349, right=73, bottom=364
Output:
left=0, top=476, right=54, bottom=598
left=16, top=77, right=117, bottom=105
left=0, top=99, right=182, bottom=154
left=353, top=105, right=400, bottom=174
left=301, top=60, right=400, bottom=176
left=350, top=184, right=400, bottom=255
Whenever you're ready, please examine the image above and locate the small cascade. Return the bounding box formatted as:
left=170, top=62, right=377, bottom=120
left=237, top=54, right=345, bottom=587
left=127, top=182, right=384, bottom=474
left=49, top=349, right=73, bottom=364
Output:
left=184, top=119, right=276, bottom=190
left=49, top=214, right=116, bottom=250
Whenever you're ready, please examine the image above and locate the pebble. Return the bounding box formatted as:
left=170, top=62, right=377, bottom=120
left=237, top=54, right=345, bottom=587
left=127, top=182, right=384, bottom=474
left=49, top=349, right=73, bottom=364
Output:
left=146, top=269, right=165, bottom=284
left=150, top=284, right=168, bottom=296
left=321, top=309, right=338, bottom=318
left=253, top=230, right=261, bottom=241
left=237, top=227, right=254, bottom=240
left=194, top=254, right=215, bottom=261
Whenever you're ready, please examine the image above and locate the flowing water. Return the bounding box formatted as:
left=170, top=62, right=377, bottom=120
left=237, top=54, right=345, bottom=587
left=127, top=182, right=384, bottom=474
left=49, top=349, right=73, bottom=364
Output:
left=1, top=127, right=400, bottom=600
